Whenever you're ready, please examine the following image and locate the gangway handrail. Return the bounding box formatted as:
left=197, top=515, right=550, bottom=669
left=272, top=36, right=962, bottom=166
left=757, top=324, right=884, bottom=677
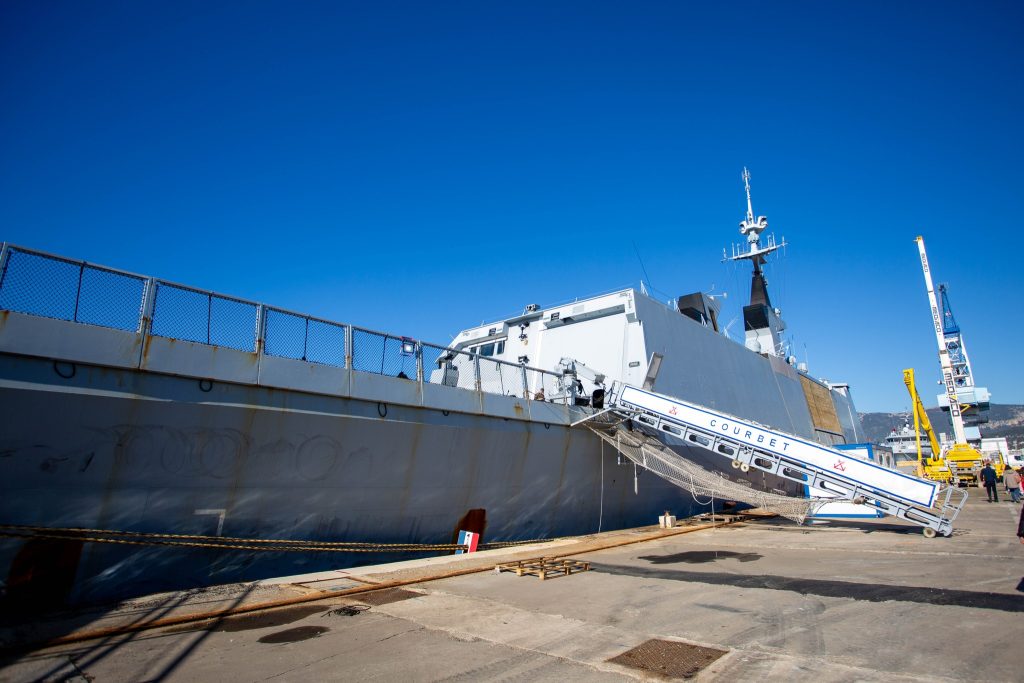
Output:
left=596, top=382, right=966, bottom=537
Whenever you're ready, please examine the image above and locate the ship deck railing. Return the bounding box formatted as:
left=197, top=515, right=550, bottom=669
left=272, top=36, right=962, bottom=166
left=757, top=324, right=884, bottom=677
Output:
left=0, top=243, right=573, bottom=419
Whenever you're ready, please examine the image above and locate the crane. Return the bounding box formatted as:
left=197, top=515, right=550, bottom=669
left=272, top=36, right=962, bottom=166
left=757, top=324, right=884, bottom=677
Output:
left=914, top=237, right=999, bottom=485
left=557, top=357, right=607, bottom=406
left=902, top=368, right=950, bottom=482
left=936, top=283, right=991, bottom=423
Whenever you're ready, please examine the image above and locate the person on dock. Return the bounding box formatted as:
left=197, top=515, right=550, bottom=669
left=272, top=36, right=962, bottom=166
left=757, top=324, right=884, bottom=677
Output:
left=1004, top=466, right=1022, bottom=504
left=979, top=461, right=998, bottom=502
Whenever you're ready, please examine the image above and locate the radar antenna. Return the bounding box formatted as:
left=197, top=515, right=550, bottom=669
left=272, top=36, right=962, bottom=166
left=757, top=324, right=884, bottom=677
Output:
left=742, top=167, right=755, bottom=230
left=734, top=167, right=778, bottom=259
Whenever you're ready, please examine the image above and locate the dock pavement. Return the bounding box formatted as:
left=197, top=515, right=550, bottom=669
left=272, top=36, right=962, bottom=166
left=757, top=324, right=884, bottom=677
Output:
left=1, top=494, right=1022, bottom=682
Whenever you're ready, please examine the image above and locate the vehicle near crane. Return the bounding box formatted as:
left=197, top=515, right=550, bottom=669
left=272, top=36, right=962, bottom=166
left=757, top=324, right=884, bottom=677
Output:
left=914, top=236, right=1002, bottom=486
left=902, top=368, right=951, bottom=482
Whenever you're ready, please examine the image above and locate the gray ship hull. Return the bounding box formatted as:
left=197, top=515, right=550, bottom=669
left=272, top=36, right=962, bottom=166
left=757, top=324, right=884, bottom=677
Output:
left=0, top=354, right=695, bottom=605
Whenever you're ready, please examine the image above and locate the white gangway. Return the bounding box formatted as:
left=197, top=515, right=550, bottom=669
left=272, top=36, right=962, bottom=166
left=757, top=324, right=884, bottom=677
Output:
left=587, top=383, right=966, bottom=537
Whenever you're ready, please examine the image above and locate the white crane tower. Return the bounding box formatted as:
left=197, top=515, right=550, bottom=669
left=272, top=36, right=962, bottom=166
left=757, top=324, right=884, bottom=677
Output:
left=914, top=236, right=996, bottom=483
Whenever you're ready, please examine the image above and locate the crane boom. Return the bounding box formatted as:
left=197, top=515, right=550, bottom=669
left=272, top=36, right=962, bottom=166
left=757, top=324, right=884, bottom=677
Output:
left=914, top=236, right=967, bottom=443
left=905, top=368, right=942, bottom=458
left=901, top=368, right=946, bottom=485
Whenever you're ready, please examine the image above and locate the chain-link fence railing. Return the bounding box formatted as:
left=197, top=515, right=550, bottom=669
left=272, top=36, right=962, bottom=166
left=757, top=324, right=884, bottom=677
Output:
left=478, top=356, right=527, bottom=398
left=305, top=318, right=347, bottom=366
left=524, top=366, right=562, bottom=401
left=151, top=282, right=258, bottom=352
left=0, top=245, right=566, bottom=404
left=421, top=342, right=477, bottom=391
left=264, top=307, right=346, bottom=367
left=351, top=327, right=420, bottom=379
left=0, top=247, right=146, bottom=331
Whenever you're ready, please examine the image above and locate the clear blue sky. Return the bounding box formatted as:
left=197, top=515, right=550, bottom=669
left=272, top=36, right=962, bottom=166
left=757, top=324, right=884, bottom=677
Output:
left=2, top=1, right=1021, bottom=413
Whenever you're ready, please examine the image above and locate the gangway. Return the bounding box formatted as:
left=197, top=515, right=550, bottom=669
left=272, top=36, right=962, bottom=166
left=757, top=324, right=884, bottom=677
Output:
left=584, top=383, right=966, bottom=537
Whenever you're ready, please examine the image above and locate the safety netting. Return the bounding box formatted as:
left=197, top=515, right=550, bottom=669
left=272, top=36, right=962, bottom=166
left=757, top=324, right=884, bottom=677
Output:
left=587, top=421, right=820, bottom=523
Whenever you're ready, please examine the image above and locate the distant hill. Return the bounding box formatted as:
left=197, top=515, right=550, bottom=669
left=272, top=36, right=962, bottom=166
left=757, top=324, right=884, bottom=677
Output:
left=858, top=404, right=1024, bottom=448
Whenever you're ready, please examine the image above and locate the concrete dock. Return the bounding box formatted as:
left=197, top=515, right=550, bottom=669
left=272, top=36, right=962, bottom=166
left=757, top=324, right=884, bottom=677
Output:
left=2, top=495, right=1022, bottom=682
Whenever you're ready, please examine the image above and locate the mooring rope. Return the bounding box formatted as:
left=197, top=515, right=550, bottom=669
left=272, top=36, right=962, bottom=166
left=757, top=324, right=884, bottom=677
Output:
left=0, top=530, right=464, bottom=553
left=0, top=523, right=573, bottom=554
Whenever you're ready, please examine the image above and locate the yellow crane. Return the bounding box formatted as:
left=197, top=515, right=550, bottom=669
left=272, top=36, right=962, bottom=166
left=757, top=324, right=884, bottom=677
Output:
left=902, top=368, right=951, bottom=482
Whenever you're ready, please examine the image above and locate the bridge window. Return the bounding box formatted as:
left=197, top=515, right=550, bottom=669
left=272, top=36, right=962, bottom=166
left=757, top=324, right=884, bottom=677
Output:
left=474, top=341, right=505, bottom=357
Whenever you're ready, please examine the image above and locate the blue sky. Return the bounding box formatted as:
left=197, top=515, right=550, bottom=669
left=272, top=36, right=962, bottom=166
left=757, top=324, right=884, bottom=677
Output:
left=1, top=1, right=1021, bottom=413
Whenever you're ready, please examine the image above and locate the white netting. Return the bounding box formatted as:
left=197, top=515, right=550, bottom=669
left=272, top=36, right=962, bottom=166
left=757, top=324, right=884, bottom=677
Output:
left=588, top=423, right=819, bottom=523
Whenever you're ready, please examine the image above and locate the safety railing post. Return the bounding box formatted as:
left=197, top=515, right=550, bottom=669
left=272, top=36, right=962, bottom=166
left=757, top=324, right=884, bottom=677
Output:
left=521, top=364, right=529, bottom=399
left=254, top=304, right=266, bottom=357
left=136, top=277, right=157, bottom=368
left=0, top=243, right=10, bottom=291
left=254, top=304, right=266, bottom=383
left=206, top=293, right=213, bottom=345
left=473, top=354, right=481, bottom=393
left=416, top=341, right=424, bottom=383
left=344, top=325, right=353, bottom=369
left=302, top=317, right=309, bottom=361
left=72, top=262, right=85, bottom=322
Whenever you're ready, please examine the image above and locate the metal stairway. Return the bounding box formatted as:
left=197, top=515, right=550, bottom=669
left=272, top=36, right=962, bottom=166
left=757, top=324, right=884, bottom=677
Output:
left=582, top=383, right=967, bottom=537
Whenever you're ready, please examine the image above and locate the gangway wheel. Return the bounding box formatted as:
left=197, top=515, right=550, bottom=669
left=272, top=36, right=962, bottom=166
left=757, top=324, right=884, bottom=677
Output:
left=922, top=527, right=937, bottom=539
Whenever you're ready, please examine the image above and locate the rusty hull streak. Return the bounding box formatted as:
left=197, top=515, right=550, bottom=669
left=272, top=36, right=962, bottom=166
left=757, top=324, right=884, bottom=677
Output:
left=511, top=424, right=532, bottom=493
left=140, top=333, right=155, bottom=366
left=546, top=426, right=575, bottom=529
left=92, top=384, right=148, bottom=559
left=395, top=413, right=426, bottom=522
left=221, top=402, right=260, bottom=531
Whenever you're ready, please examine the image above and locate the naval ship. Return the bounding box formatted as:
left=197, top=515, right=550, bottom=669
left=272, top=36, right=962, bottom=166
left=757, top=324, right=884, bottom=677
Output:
left=883, top=420, right=934, bottom=476
left=0, top=171, right=863, bottom=606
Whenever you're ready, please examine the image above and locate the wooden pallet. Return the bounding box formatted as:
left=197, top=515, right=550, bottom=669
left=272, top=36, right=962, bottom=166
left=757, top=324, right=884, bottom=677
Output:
left=494, top=557, right=591, bottom=580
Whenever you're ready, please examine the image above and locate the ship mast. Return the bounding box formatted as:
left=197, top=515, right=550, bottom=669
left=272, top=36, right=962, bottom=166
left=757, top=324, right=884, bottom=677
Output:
left=735, top=168, right=782, bottom=280
left=726, top=168, right=788, bottom=357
